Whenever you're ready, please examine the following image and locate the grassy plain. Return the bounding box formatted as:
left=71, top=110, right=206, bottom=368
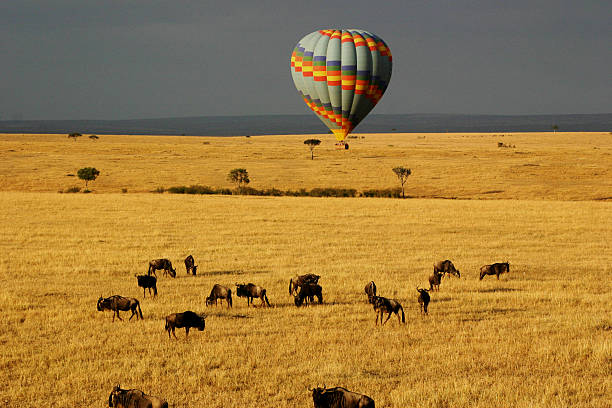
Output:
left=0, top=132, right=611, bottom=407
left=0, top=131, right=611, bottom=200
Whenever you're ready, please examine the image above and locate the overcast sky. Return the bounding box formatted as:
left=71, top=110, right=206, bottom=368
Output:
left=1, top=0, right=610, bottom=120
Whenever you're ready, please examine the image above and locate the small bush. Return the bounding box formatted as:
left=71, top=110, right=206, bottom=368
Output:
left=153, top=187, right=165, bottom=193
left=121, top=188, right=128, bottom=193
left=362, top=188, right=402, bottom=198
left=64, top=187, right=81, bottom=193
left=82, top=189, right=92, bottom=194
left=310, top=188, right=357, bottom=197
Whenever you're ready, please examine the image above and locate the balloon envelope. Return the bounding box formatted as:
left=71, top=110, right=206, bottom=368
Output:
left=290, top=29, right=392, bottom=141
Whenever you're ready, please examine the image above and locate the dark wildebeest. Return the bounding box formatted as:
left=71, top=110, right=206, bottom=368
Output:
left=289, top=273, right=320, bottom=296
left=97, top=295, right=143, bottom=322
left=294, top=283, right=323, bottom=307
left=434, top=259, right=461, bottom=279
left=479, top=262, right=510, bottom=280
left=206, top=284, right=232, bottom=308
left=164, top=311, right=206, bottom=339
left=364, top=281, right=377, bottom=304
left=416, top=287, right=431, bottom=315
left=236, top=283, right=271, bottom=307
left=108, top=384, right=168, bottom=408
left=184, top=254, right=197, bottom=275
left=135, top=274, right=157, bottom=298
left=372, top=295, right=405, bottom=325
left=311, top=386, right=375, bottom=408
left=147, top=258, right=176, bottom=278
left=428, top=271, right=443, bottom=291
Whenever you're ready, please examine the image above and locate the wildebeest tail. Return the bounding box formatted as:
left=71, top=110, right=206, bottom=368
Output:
left=263, top=290, right=271, bottom=307
left=288, top=279, right=293, bottom=295
left=137, top=301, right=143, bottom=319
left=228, top=289, right=233, bottom=308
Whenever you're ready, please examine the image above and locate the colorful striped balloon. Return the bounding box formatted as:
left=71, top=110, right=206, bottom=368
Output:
left=290, top=29, right=392, bottom=141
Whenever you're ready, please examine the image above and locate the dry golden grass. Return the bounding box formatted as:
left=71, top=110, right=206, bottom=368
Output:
left=1, top=132, right=611, bottom=200
left=0, top=133, right=611, bottom=407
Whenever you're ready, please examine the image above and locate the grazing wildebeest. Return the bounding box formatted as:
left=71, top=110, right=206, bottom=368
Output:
left=236, top=283, right=271, bottom=307
left=364, top=281, right=377, bottom=304
left=434, top=259, right=461, bottom=278
left=97, top=295, right=143, bottom=322
left=206, top=284, right=232, bottom=308
left=294, top=283, right=323, bottom=307
left=372, top=295, right=405, bottom=325
left=164, top=311, right=206, bottom=339
left=108, top=384, right=168, bottom=408
left=428, top=271, right=443, bottom=291
left=184, top=254, right=197, bottom=275
left=479, top=262, right=510, bottom=280
left=416, top=287, right=431, bottom=315
left=148, top=258, right=176, bottom=278
left=135, top=274, right=157, bottom=298
left=289, top=273, right=320, bottom=296
left=311, top=386, right=375, bottom=408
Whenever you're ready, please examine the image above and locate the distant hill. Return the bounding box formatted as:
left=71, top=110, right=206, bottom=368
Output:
left=0, top=113, right=610, bottom=136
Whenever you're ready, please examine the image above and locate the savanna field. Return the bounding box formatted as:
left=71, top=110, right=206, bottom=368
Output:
left=0, top=132, right=610, bottom=407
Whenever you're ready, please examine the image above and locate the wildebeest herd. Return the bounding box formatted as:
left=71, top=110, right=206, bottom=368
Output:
left=99, top=256, right=510, bottom=406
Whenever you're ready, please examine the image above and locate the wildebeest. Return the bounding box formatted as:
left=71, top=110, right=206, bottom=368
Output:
left=294, top=283, right=323, bottom=307
left=135, top=274, right=157, bottom=298
left=206, top=284, right=232, bottom=308
left=428, top=271, right=443, bottom=291
left=372, top=295, right=405, bottom=325
left=108, top=384, right=168, bottom=408
left=97, top=295, right=143, bottom=322
left=311, top=386, right=375, bottom=408
left=434, top=259, right=461, bottom=278
left=164, top=311, right=206, bottom=339
left=236, top=283, right=271, bottom=307
left=289, top=273, right=320, bottom=296
left=479, top=262, right=510, bottom=280
left=416, top=287, right=431, bottom=315
left=364, top=281, right=377, bottom=304
left=147, top=258, right=176, bottom=278
left=184, top=254, right=197, bottom=275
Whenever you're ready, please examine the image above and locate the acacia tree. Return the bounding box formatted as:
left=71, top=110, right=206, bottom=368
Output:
left=77, top=167, right=100, bottom=189
left=304, top=138, right=321, bottom=160
left=392, top=166, right=412, bottom=198
left=68, top=132, right=82, bottom=141
left=228, top=168, right=250, bottom=193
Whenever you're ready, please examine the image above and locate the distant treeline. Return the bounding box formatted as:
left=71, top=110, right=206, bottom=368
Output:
left=158, top=185, right=403, bottom=198
left=2, top=113, right=611, bottom=135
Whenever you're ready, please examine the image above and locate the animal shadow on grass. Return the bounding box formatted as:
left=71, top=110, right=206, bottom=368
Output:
left=206, top=269, right=271, bottom=277
left=475, top=287, right=523, bottom=293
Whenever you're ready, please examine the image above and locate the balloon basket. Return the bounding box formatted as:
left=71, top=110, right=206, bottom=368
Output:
left=335, top=142, right=349, bottom=150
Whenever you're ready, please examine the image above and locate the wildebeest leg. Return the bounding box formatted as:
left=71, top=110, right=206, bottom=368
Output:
left=129, top=306, right=137, bottom=320
left=172, top=327, right=177, bottom=339
left=496, top=272, right=500, bottom=280
left=383, top=311, right=392, bottom=325
left=185, top=327, right=190, bottom=337
left=115, top=310, right=123, bottom=321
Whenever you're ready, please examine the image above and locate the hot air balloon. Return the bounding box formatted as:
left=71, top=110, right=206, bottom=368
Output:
left=290, top=29, right=392, bottom=145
